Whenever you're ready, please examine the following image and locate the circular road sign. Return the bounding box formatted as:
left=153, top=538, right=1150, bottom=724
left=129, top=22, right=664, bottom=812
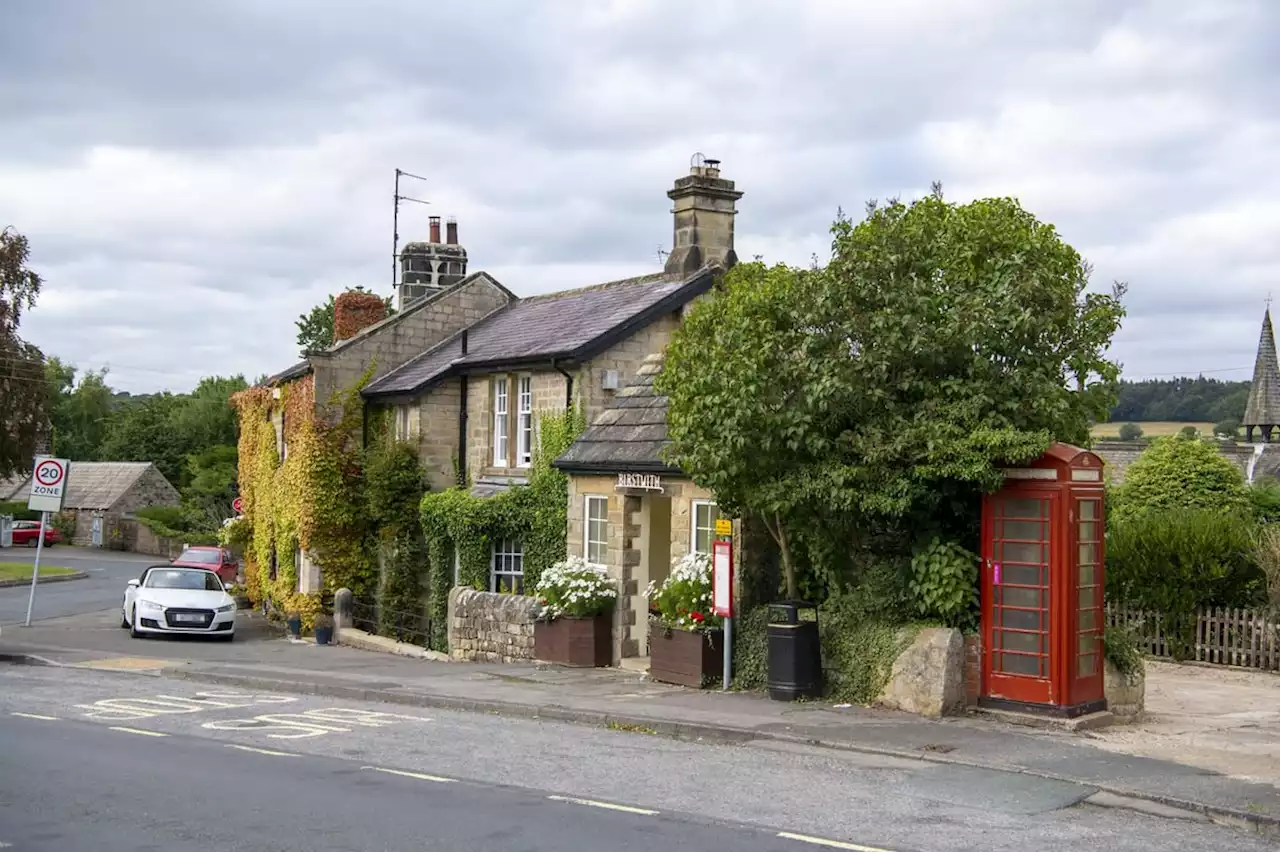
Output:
left=232, top=496, right=244, bottom=514
left=35, top=459, right=66, bottom=488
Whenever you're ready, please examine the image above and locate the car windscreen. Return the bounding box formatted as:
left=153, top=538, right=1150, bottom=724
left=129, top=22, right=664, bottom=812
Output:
left=178, top=549, right=220, bottom=564
left=145, top=569, right=223, bottom=591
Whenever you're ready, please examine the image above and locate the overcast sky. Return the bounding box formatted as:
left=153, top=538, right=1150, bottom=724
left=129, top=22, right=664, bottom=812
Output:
left=4, top=0, right=1277, bottom=393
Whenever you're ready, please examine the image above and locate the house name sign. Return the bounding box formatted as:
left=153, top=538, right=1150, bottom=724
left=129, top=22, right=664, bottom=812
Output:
left=616, top=473, right=663, bottom=492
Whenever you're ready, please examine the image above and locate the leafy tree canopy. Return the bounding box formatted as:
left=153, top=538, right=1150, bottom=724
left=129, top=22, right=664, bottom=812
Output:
left=0, top=226, right=48, bottom=478
left=1109, top=377, right=1249, bottom=424
left=659, top=190, right=1126, bottom=596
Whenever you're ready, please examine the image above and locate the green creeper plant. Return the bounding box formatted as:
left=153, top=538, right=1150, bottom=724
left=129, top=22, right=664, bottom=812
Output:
left=908, top=537, right=979, bottom=630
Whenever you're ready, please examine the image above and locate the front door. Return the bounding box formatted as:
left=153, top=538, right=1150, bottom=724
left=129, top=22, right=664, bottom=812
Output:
left=983, top=492, right=1056, bottom=705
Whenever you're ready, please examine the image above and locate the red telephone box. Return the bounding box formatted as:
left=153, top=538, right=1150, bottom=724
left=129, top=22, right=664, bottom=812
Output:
left=979, top=442, right=1106, bottom=716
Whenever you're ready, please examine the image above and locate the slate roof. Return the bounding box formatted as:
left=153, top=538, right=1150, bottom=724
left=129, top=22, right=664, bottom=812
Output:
left=1244, top=309, right=1280, bottom=426
left=553, top=353, right=683, bottom=475
left=363, top=266, right=716, bottom=398
left=7, top=462, right=162, bottom=510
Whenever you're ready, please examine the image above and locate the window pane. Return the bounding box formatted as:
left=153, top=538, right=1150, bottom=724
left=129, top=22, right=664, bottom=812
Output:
left=1000, top=653, right=1041, bottom=676
left=1001, top=630, right=1042, bottom=654
left=1078, top=543, right=1097, bottom=565
left=1078, top=633, right=1097, bottom=655
left=1079, top=501, right=1097, bottom=521
left=1000, top=608, right=1041, bottom=631
left=1078, top=609, right=1097, bottom=630
left=1078, top=521, right=1097, bottom=543
left=1079, top=564, right=1096, bottom=586
left=1077, top=587, right=1094, bottom=609
left=1002, top=564, right=1042, bottom=587
left=1078, top=654, right=1097, bottom=677
left=1000, top=542, right=1045, bottom=565
left=1001, top=520, right=1044, bottom=542
left=1003, top=498, right=1045, bottom=519
left=694, top=527, right=711, bottom=555
left=1001, top=587, right=1043, bottom=609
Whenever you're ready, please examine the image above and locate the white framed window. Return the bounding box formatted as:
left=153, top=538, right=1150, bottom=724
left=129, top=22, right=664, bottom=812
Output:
left=517, top=375, right=534, bottom=467
left=492, top=377, right=509, bottom=466
left=584, top=496, right=608, bottom=565
left=394, top=404, right=412, bottom=442
left=692, top=500, right=719, bottom=555
left=491, top=538, right=524, bottom=594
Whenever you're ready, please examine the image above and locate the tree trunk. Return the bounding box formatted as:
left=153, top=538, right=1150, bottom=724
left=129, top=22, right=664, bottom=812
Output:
left=762, top=511, right=798, bottom=600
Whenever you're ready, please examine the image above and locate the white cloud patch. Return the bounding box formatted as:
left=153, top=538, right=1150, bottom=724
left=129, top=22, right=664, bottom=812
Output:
left=3, top=0, right=1278, bottom=391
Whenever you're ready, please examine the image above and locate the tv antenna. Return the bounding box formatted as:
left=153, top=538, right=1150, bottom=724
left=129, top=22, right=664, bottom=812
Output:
left=393, top=168, right=430, bottom=288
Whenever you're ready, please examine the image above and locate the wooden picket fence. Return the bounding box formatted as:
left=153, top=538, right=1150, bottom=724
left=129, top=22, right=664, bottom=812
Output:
left=1105, top=602, right=1280, bottom=671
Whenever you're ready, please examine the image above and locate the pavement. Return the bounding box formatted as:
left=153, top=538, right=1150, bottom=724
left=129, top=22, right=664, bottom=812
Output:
left=2, top=662, right=1275, bottom=852
left=3, top=607, right=1279, bottom=841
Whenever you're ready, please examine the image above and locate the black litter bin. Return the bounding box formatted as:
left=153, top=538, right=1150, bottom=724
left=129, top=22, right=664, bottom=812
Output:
left=766, top=600, right=823, bottom=701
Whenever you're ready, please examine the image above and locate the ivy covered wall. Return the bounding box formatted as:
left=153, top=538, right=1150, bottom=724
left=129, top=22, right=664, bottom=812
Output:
left=419, top=405, right=586, bottom=651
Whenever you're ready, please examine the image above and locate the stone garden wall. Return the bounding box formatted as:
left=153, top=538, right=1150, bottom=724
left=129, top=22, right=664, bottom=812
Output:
left=447, top=587, right=540, bottom=663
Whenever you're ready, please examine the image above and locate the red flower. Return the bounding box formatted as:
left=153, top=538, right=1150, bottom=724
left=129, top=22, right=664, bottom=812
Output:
left=690, top=612, right=705, bottom=623
left=677, top=608, right=687, bottom=616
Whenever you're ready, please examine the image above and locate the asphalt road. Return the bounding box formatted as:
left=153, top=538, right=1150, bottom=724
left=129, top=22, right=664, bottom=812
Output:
left=0, top=663, right=1270, bottom=852
left=0, top=548, right=157, bottom=626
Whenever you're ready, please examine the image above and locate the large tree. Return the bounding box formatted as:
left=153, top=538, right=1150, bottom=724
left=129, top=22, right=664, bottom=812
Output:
left=659, top=190, right=1127, bottom=597
left=45, top=357, right=114, bottom=460
left=0, top=226, right=48, bottom=478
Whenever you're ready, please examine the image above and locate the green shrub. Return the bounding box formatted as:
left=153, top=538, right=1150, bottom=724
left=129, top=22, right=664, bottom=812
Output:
left=820, top=591, right=917, bottom=705
left=1117, top=422, right=1144, bottom=441
left=0, top=501, right=40, bottom=521
left=1106, top=508, right=1262, bottom=657
left=730, top=606, right=769, bottom=691
left=1248, top=478, right=1280, bottom=524
left=1103, top=625, right=1144, bottom=678
left=1109, top=435, right=1250, bottom=525
left=1214, top=418, right=1241, bottom=438
left=136, top=505, right=187, bottom=529
left=908, top=537, right=978, bottom=631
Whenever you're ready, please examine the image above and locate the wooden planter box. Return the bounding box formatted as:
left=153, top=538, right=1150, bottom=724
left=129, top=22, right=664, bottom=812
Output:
left=650, top=626, right=723, bottom=688
left=535, top=614, right=612, bottom=667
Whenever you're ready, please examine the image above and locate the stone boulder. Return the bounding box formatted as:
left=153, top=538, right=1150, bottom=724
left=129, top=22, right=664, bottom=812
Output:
left=1104, top=658, right=1146, bottom=723
left=877, top=627, right=965, bottom=718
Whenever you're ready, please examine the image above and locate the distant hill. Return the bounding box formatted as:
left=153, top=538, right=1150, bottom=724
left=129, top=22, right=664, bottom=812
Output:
left=1108, top=378, right=1249, bottom=424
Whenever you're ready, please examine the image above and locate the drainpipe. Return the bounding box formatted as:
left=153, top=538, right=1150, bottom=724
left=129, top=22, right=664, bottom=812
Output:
left=457, top=330, right=469, bottom=486
left=552, top=359, right=574, bottom=410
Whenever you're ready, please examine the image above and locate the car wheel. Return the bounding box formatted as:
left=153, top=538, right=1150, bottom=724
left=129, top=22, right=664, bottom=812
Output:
left=129, top=607, right=143, bottom=639
left=120, top=606, right=129, bottom=629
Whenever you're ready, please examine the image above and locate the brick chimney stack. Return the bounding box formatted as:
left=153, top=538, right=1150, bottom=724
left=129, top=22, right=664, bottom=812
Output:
left=428, top=216, right=442, bottom=244
left=664, top=154, right=743, bottom=277
left=446, top=217, right=458, bottom=245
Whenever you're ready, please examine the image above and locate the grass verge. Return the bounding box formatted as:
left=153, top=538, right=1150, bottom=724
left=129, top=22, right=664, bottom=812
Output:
left=0, top=562, right=76, bottom=581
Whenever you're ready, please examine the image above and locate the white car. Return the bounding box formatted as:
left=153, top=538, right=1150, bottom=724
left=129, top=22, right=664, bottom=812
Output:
left=121, top=565, right=237, bottom=641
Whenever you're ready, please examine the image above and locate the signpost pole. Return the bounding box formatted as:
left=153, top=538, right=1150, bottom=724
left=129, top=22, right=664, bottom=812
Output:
left=723, top=614, right=732, bottom=691
left=24, top=511, right=48, bottom=627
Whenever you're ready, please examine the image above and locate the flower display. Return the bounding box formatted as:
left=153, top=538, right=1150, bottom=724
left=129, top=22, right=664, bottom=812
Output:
left=533, top=555, right=618, bottom=621
left=646, top=552, right=722, bottom=632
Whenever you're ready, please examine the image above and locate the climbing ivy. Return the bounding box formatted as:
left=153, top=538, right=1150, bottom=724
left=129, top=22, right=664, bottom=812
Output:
left=419, top=404, right=586, bottom=652
left=364, top=434, right=429, bottom=642
left=231, top=365, right=376, bottom=627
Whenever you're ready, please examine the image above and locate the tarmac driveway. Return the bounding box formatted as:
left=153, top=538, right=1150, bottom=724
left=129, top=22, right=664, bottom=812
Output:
left=0, top=547, right=159, bottom=626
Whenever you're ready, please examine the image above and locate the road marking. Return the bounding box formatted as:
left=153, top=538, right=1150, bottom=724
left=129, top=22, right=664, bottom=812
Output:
left=546, top=795, right=658, bottom=816
left=108, top=726, right=168, bottom=737
left=77, top=657, right=168, bottom=671
left=79, top=691, right=296, bottom=721
left=204, top=707, right=427, bottom=739
left=363, top=766, right=455, bottom=783
left=227, top=744, right=297, bottom=757
left=11, top=712, right=58, bottom=721
left=777, top=831, right=895, bottom=851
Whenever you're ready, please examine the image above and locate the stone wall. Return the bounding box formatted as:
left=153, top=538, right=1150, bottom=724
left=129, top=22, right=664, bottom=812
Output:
left=447, top=586, right=540, bottom=662
left=579, top=311, right=682, bottom=422
left=313, top=274, right=512, bottom=422
left=416, top=377, right=462, bottom=491
left=130, top=521, right=186, bottom=559
left=111, top=466, right=182, bottom=516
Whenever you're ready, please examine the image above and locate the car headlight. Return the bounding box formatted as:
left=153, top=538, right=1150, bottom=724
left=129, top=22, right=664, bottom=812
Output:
left=137, top=599, right=164, bottom=612
left=216, top=604, right=235, bottom=613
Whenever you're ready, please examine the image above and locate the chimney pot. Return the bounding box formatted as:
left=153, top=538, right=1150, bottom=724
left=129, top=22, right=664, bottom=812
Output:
left=429, top=216, right=442, bottom=243
left=446, top=217, right=458, bottom=245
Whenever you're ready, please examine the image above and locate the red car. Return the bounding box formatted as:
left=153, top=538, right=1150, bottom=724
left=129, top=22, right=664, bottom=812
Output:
left=11, top=520, right=59, bottom=547
left=171, top=545, right=239, bottom=584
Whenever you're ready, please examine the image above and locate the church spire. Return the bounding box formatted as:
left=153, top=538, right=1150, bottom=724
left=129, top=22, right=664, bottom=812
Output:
left=1243, top=307, right=1280, bottom=442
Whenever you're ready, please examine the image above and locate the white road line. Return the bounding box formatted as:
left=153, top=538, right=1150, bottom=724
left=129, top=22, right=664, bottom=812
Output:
left=108, top=726, right=168, bottom=738
left=362, top=766, right=455, bottom=783
left=546, top=795, right=659, bottom=816
left=11, top=712, right=58, bottom=721
left=777, top=831, right=894, bottom=852
left=226, top=744, right=297, bottom=757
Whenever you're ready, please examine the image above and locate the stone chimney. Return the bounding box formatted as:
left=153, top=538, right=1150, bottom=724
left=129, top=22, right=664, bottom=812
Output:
left=398, top=218, right=469, bottom=309
left=663, top=154, right=744, bottom=277
left=333, top=290, right=389, bottom=343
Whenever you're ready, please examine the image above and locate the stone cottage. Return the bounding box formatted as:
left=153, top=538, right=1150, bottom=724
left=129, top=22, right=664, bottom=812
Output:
left=6, top=461, right=179, bottom=547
